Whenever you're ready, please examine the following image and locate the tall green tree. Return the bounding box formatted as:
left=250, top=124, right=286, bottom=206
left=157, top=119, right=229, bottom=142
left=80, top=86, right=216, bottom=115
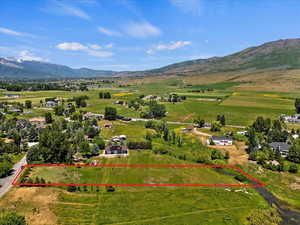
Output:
left=45, top=112, right=53, bottom=124
left=0, top=212, right=27, bottom=225
left=104, top=107, right=117, bottom=120
left=295, top=98, right=300, bottom=113
left=24, top=100, right=32, bottom=109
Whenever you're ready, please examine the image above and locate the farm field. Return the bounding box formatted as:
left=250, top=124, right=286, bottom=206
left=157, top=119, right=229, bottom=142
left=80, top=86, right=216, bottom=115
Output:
left=1, top=79, right=299, bottom=225
left=3, top=152, right=270, bottom=225
left=0, top=80, right=297, bottom=125
left=27, top=151, right=241, bottom=186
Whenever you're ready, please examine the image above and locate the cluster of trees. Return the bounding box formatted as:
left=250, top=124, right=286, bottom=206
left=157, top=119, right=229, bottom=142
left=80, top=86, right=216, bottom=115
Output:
left=73, top=95, right=89, bottom=108
left=248, top=117, right=289, bottom=153
left=0, top=116, right=41, bottom=177
left=0, top=117, right=38, bottom=144
left=127, top=141, right=152, bottom=150
left=167, top=94, right=186, bottom=103
left=295, top=98, right=300, bottom=113
left=67, top=184, right=115, bottom=193
left=104, top=107, right=117, bottom=120
left=0, top=153, right=13, bottom=178
left=194, top=116, right=205, bottom=128
left=53, top=103, right=76, bottom=117
left=189, top=88, right=214, bottom=93
left=0, top=212, right=27, bottom=225
left=210, top=115, right=226, bottom=132
left=0, top=81, right=66, bottom=92
left=27, top=117, right=103, bottom=164
left=99, top=92, right=111, bottom=99
left=128, top=98, right=146, bottom=111
left=0, top=101, right=25, bottom=114
left=247, top=117, right=299, bottom=172
left=140, top=101, right=166, bottom=119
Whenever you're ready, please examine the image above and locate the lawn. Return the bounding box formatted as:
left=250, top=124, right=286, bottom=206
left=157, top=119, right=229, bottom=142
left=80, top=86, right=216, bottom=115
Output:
left=53, top=188, right=268, bottom=225
left=28, top=151, right=239, bottom=187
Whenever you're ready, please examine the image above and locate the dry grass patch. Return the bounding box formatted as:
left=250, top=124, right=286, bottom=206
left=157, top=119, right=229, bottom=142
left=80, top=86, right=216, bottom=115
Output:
left=0, top=187, right=59, bottom=225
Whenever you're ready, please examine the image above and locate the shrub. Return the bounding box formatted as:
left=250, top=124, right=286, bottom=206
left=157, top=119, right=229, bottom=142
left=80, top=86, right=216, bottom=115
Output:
left=127, top=141, right=152, bottom=150
left=288, top=164, right=298, bottom=173
left=67, top=185, right=77, bottom=192
left=234, top=174, right=248, bottom=182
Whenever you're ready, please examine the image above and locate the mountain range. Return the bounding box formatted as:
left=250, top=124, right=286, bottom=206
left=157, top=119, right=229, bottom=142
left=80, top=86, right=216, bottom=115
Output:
left=1, top=38, right=300, bottom=80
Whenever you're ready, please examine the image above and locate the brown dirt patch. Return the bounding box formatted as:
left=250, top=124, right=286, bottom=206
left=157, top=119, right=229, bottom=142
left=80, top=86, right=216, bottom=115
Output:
left=208, top=142, right=249, bottom=165
left=0, top=187, right=59, bottom=225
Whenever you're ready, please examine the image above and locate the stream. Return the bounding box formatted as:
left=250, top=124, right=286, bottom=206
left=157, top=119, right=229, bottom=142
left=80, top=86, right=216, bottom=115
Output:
left=214, top=168, right=300, bottom=225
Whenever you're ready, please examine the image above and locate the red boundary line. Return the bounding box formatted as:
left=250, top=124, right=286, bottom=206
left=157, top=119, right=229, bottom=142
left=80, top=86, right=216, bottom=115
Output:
left=12, top=164, right=265, bottom=187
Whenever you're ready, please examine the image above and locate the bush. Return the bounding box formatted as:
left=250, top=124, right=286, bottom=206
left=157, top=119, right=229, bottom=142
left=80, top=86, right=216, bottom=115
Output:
left=106, top=185, right=115, bottom=192
left=288, top=164, right=298, bottom=173
left=234, top=174, right=248, bottom=182
left=127, top=141, right=152, bottom=150
left=67, top=185, right=77, bottom=192
left=0, top=212, right=27, bottom=225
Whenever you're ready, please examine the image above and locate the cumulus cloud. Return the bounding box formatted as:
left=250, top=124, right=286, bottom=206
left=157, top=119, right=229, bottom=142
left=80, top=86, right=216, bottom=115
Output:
left=88, top=44, right=102, bottom=50
left=123, top=22, right=161, bottom=38
left=56, top=42, right=113, bottom=57
left=98, top=27, right=121, bottom=37
left=18, top=50, right=48, bottom=62
left=56, top=42, right=88, bottom=51
left=146, top=41, right=192, bottom=54
left=0, top=27, right=24, bottom=36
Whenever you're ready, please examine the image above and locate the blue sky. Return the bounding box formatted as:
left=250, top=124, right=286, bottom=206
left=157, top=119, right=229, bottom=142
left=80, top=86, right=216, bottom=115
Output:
left=1, top=0, right=300, bottom=71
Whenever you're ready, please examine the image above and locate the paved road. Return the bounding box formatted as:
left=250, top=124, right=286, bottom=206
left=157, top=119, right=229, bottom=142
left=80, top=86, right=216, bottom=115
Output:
left=0, top=155, right=27, bottom=198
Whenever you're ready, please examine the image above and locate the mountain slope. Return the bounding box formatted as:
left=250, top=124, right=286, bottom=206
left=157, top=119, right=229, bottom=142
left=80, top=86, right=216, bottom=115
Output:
left=1, top=38, right=300, bottom=80
left=142, top=38, right=300, bottom=76
left=0, top=58, right=116, bottom=80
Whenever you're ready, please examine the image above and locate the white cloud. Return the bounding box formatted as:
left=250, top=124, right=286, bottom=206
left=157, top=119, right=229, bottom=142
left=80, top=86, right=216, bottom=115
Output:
left=147, top=41, right=192, bottom=54
left=98, top=27, right=121, bottom=37
left=169, top=0, right=203, bottom=15
left=56, top=42, right=88, bottom=51
left=86, top=49, right=114, bottom=57
left=0, top=27, right=24, bottom=36
left=105, top=43, right=113, bottom=48
left=45, top=0, right=91, bottom=21
left=18, top=50, right=48, bottom=62
left=123, top=22, right=161, bottom=38
left=56, top=42, right=113, bottom=57
left=88, top=44, right=102, bottom=50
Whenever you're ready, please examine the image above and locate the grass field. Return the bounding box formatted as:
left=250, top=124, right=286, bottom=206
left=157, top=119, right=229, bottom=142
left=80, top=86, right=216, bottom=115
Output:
left=29, top=151, right=239, bottom=186
left=0, top=79, right=297, bottom=125
left=0, top=78, right=299, bottom=225
left=4, top=151, right=270, bottom=225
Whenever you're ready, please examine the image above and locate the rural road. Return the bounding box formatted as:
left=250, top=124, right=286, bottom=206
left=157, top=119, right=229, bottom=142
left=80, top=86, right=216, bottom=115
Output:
left=131, top=118, right=246, bottom=129
left=0, top=155, right=27, bottom=198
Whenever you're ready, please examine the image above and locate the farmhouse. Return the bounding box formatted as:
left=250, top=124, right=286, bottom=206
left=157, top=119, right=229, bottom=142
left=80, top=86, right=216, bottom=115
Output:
left=29, top=117, right=46, bottom=128
left=83, top=112, right=104, bottom=120
left=10, top=108, right=22, bottom=113
left=105, top=145, right=128, bottom=155
left=269, top=142, right=291, bottom=157
left=237, top=131, right=248, bottom=136
left=45, top=101, right=58, bottom=107
left=210, top=136, right=233, bottom=146
left=5, top=94, right=20, bottom=98
left=103, top=121, right=113, bottom=128
left=281, top=114, right=300, bottom=123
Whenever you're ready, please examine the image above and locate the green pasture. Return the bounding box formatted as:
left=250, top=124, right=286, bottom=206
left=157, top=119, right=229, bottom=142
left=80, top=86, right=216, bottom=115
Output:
left=29, top=151, right=238, bottom=186
left=53, top=188, right=267, bottom=225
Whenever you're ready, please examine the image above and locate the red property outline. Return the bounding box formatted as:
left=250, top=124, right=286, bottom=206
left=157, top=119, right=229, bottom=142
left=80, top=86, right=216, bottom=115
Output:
left=12, top=164, right=265, bottom=187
